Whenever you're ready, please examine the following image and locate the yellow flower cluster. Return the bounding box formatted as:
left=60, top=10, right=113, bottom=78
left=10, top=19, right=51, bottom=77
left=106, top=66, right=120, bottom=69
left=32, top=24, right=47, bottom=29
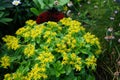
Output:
left=25, top=20, right=36, bottom=26
left=62, top=52, right=69, bottom=64
left=47, top=21, right=58, bottom=26
left=26, top=64, right=47, bottom=80
left=63, top=34, right=76, bottom=48
left=4, top=64, right=47, bottom=80
left=4, top=73, right=11, bottom=80
left=85, top=55, right=97, bottom=70
left=16, top=25, right=45, bottom=39
left=43, top=31, right=51, bottom=38
left=31, top=25, right=45, bottom=39
left=2, top=35, right=20, bottom=50
left=83, top=32, right=102, bottom=54
left=4, top=71, right=24, bottom=80
left=37, top=51, right=54, bottom=64
left=0, top=55, right=10, bottom=68
left=62, top=53, right=82, bottom=71
left=45, top=21, right=62, bottom=31
left=60, top=17, right=72, bottom=26
left=43, top=30, right=57, bottom=39
left=11, top=72, right=22, bottom=80
left=68, top=25, right=85, bottom=34
left=83, top=32, right=99, bottom=45
left=60, top=17, right=85, bottom=35
left=15, top=27, right=31, bottom=36
left=56, top=42, right=70, bottom=53
left=24, top=44, right=35, bottom=57
left=69, top=20, right=81, bottom=27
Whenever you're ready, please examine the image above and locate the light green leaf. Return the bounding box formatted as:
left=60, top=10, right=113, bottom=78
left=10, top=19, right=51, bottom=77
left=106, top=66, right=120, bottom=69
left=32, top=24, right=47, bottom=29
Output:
left=33, top=0, right=40, bottom=8
left=30, top=8, right=40, bottom=16
left=43, top=0, right=54, bottom=8
left=56, top=72, right=60, bottom=77
left=66, top=66, right=72, bottom=75
left=59, top=0, right=70, bottom=6
left=38, top=0, right=45, bottom=9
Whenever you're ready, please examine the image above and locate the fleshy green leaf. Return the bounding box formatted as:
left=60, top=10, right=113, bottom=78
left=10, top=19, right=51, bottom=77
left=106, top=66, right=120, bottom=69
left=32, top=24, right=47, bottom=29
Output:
left=30, top=8, right=40, bottom=16
left=38, top=0, right=45, bottom=9
left=66, top=65, right=72, bottom=75
left=59, top=0, right=70, bottom=6
left=33, top=0, right=40, bottom=8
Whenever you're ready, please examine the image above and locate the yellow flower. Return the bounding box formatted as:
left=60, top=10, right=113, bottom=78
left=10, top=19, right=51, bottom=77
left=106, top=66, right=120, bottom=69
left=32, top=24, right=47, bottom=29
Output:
left=12, top=72, right=22, bottom=79
left=83, top=32, right=100, bottom=46
left=27, top=64, right=47, bottom=80
left=37, top=52, right=54, bottom=63
left=70, top=53, right=76, bottom=60
left=42, top=74, right=48, bottom=79
left=0, top=55, right=10, bottom=68
left=25, top=20, right=36, bottom=26
left=15, top=27, right=31, bottom=36
left=16, top=27, right=26, bottom=35
left=95, top=49, right=102, bottom=55
left=70, top=20, right=81, bottom=27
left=75, top=64, right=81, bottom=71
left=27, top=65, right=41, bottom=79
left=51, top=32, right=57, bottom=36
left=46, top=38, right=51, bottom=43
left=31, top=29, right=40, bottom=39
left=60, top=17, right=72, bottom=26
left=2, top=35, right=20, bottom=50
left=24, top=44, right=35, bottom=57
left=85, top=56, right=97, bottom=70
left=4, top=73, right=12, bottom=80
left=47, top=21, right=58, bottom=27
left=70, top=53, right=82, bottom=71
left=63, top=6, right=68, bottom=11
left=23, top=31, right=30, bottom=38
left=30, top=25, right=45, bottom=39
left=43, top=31, right=51, bottom=38
left=72, top=39, right=76, bottom=44
left=62, top=52, right=69, bottom=64
left=43, top=46, right=49, bottom=51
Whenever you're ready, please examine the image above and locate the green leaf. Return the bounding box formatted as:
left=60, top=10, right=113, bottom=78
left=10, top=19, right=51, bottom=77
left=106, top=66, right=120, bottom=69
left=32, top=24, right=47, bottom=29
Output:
left=51, top=61, right=65, bottom=77
left=38, top=0, right=45, bottom=9
left=48, top=0, right=54, bottom=8
left=0, top=12, right=4, bottom=17
left=30, top=8, right=40, bottom=16
left=86, top=74, right=95, bottom=80
left=0, top=18, right=13, bottom=22
left=0, top=7, right=5, bottom=10
left=66, top=65, right=72, bottom=75
left=56, top=71, right=61, bottom=77
left=59, top=0, right=70, bottom=6
left=115, top=32, right=120, bottom=36
left=0, top=18, right=13, bottom=24
left=33, top=0, right=40, bottom=8
left=80, top=49, right=89, bottom=54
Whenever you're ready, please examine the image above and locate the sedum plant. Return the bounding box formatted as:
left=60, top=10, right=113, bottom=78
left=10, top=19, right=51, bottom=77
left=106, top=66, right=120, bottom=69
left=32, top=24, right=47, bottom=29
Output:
left=0, top=18, right=101, bottom=80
